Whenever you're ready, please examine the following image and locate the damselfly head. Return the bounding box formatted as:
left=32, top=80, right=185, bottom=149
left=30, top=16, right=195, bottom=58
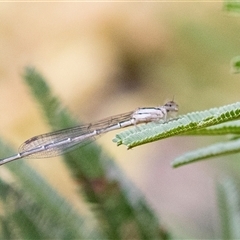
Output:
left=164, top=101, right=179, bottom=113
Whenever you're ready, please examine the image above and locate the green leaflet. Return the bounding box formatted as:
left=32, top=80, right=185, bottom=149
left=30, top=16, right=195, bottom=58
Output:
left=183, top=121, right=240, bottom=136
left=113, top=102, right=240, bottom=149
left=0, top=141, right=101, bottom=239
left=217, top=177, right=240, bottom=239
left=21, top=67, right=166, bottom=239
left=23, top=67, right=77, bottom=130
left=172, top=139, right=240, bottom=168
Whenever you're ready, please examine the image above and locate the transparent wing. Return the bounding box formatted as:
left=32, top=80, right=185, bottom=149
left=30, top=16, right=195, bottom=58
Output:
left=19, top=111, right=133, bottom=159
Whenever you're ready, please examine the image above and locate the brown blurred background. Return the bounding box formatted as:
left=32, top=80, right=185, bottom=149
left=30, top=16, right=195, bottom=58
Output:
left=1, top=2, right=240, bottom=238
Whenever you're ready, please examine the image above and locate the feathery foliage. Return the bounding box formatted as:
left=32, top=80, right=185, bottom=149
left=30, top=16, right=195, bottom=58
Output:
left=1, top=2, right=240, bottom=236
left=114, top=102, right=240, bottom=167
left=0, top=67, right=169, bottom=239
left=217, top=177, right=240, bottom=239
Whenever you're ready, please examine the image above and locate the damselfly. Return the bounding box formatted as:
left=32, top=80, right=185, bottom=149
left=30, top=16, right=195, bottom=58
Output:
left=0, top=101, right=178, bottom=166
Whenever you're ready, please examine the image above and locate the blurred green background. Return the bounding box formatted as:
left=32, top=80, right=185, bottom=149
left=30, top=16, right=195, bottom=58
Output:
left=0, top=2, right=240, bottom=238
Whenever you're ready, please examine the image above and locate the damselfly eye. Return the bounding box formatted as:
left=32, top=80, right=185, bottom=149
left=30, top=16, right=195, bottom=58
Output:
left=164, top=101, right=178, bottom=112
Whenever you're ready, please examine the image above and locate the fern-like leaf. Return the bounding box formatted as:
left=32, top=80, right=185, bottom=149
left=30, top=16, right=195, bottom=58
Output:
left=22, top=67, right=167, bottom=239
left=114, top=102, right=240, bottom=149
left=217, top=177, right=240, bottom=239
left=0, top=140, right=103, bottom=239
left=182, top=121, right=240, bottom=136
left=172, top=139, right=240, bottom=168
